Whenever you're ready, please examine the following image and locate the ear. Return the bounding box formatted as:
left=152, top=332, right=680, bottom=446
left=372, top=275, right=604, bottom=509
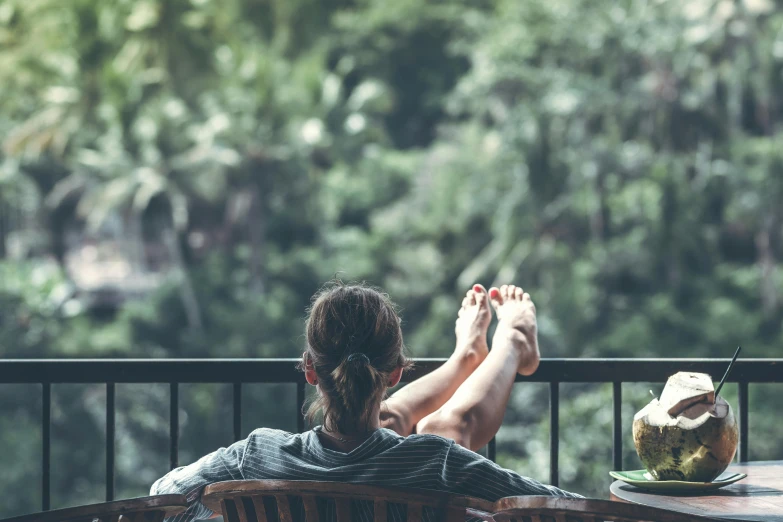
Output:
left=303, top=355, right=318, bottom=386
left=388, top=366, right=403, bottom=387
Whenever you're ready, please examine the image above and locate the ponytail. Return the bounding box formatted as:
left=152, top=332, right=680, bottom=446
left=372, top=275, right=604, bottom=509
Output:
left=329, top=353, right=385, bottom=432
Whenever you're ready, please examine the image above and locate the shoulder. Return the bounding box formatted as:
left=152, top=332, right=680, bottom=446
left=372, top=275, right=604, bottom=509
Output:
left=403, top=432, right=455, bottom=446
left=240, top=428, right=312, bottom=467
left=441, top=440, right=516, bottom=478
left=395, top=432, right=458, bottom=454
left=247, top=427, right=297, bottom=440
left=246, top=428, right=308, bottom=449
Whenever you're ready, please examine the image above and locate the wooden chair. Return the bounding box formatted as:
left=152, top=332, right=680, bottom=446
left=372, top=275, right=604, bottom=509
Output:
left=202, top=480, right=496, bottom=522
left=0, top=495, right=188, bottom=522
left=492, top=496, right=729, bottom=522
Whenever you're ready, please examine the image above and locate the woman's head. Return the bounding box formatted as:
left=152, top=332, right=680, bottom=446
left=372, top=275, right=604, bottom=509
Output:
left=301, top=282, right=410, bottom=432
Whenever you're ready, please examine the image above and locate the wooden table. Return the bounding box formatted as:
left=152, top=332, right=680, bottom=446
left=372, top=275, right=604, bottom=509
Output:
left=610, top=461, right=783, bottom=521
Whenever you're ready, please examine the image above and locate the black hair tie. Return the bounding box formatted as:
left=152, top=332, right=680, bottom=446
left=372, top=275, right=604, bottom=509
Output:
left=346, top=353, right=371, bottom=364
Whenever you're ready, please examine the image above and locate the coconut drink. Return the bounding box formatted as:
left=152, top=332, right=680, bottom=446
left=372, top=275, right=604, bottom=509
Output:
left=633, top=372, right=738, bottom=482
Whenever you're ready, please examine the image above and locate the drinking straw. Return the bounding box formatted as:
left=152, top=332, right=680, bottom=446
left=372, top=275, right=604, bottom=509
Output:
left=715, top=346, right=742, bottom=398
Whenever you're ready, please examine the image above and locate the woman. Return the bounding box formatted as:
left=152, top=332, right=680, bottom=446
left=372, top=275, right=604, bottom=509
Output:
left=151, top=282, right=580, bottom=521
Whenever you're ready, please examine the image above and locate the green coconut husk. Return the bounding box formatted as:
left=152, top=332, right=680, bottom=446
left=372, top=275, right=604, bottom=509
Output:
left=633, top=373, right=738, bottom=482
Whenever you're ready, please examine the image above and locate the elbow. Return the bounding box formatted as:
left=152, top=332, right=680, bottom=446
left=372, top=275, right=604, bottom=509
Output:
left=150, top=476, right=167, bottom=495
left=150, top=480, right=162, bottom=496
left=380, top=401, right=414, bottom=436
left=150, top=471, right=181, bottom=495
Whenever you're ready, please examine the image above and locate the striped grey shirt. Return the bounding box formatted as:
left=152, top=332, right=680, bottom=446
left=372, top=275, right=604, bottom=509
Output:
left=151, top=427, right=580, bottom=522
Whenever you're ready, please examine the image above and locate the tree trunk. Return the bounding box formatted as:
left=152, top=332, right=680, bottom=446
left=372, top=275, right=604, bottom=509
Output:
left=163, top=229, right=203, bottom=332
left=0, top=204, right=7, bottom=258
left=757, top=219, right=779, bottom=318
left=248, top=185, right=265, bottom=294
left=592, top=170, right=609, bottom=241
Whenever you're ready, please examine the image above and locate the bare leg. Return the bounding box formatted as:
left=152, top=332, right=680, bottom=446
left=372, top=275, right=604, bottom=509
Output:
left=416, top=284, right=540, bottom=451
left=380, top=285, right=491, bottom=436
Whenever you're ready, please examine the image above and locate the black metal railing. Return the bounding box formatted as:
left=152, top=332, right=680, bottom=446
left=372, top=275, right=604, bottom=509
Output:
left=1, top=358, right=781, bottom=510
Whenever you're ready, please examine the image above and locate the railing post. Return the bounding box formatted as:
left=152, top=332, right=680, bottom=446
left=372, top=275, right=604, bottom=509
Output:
left=170, top=382, right=179, bottom=469
left=233, top=382, right=242, bottom=441
left=738, top=381, right=749, bottom=462
left=297, top=381, right=306, bottom=433
left=42, top=383, right=51, bottom=511
left=613, top=382, right=622, bottom=471
left=106, top=383, right=115, bottom=501
left=550, top=382, right=559, bottom=487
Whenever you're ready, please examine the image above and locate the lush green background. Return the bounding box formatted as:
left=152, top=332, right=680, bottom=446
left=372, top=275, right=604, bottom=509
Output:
left=1, top=0, right=782, bottom=516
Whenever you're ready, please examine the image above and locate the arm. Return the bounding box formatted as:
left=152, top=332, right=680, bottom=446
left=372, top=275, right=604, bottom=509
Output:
left=380, top=352, right=483, bottom=436
left=151, top=438, right=248, bottom=522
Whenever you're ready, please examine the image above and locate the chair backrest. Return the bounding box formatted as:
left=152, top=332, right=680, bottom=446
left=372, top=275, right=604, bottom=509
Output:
left=492, top=496, right=729, bottom=522
left=0, top=495, right=188, bottom=522
left=202, top=480, right=496, bottom=522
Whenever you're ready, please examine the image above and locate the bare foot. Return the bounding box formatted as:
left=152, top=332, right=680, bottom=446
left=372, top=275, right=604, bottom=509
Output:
left=454, top=284, right=491, bottom=366
left=489, top=284, right=540, bottom=376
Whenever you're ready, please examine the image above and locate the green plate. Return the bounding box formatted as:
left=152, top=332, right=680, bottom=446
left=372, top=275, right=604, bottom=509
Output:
left=609, top=470, right=747, bottom=492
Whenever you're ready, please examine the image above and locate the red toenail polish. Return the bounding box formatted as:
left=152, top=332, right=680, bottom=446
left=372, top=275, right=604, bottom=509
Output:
left=473, top=285, right=482, bottom=292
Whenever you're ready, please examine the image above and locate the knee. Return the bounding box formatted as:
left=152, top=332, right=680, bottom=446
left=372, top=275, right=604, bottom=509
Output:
left=416, top=408, right=475, bottom=449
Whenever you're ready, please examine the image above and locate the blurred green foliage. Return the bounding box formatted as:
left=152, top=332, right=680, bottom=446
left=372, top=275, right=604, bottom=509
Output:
left=1, top=0, right=783, bottom=515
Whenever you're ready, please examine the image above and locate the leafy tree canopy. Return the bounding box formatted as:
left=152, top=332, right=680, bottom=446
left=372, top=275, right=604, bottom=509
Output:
left=1, top=0, right=782, bottom=512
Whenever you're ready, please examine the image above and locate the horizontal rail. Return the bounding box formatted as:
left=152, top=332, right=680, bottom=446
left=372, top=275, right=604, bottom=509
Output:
left=0, top=358, right=780, bottom=383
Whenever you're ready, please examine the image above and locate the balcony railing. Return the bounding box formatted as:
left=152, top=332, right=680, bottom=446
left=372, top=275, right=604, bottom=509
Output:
left=1, top=358, right=781, bottom=511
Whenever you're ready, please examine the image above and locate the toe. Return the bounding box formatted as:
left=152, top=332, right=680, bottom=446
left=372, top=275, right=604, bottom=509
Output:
left=461, top=296, right=470, bottom=309
left=473, top=284, right=488, bottom=306
left=468, top=290, right=477, bottom=306
left=514, top=287, right=524, bottom=300
left=500, top=285, right=509, bottom=300
left=489, top=287, right=503, bottom=309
